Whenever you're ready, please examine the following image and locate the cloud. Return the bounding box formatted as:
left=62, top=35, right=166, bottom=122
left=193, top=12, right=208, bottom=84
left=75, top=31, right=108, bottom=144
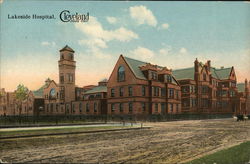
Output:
left=106, top=16, right=117, bottom=24
left=75, top=16, right=138, bottom=42
left=130, top=46, right=155, bottom=60
left=0, top=0, right=3, bottom=4
left=129, top=5, right=157, bottom=27
left=75, top=16, right=138, bottom=59
left=78, top=39, right=107, bottom=49
left=158, top=23, right=169, bottom=30
left=41, top=41, right=56, bottom=47
left=179, top=47, right=188, bottom=54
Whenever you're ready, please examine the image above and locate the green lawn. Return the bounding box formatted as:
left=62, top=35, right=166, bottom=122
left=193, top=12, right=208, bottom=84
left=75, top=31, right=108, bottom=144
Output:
left=186, top=141, right=250, bottom=164
left=0, top=126, right=137, bottom=138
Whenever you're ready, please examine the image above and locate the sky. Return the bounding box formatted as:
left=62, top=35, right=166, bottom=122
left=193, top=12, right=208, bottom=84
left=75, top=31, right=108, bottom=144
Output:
left=0, top=1, right=250, bottom=91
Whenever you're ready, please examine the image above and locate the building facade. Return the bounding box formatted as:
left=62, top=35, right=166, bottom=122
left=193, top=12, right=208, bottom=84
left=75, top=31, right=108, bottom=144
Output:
left=107, top=55, right=181, bottom=115
left=0, top=45, right=249, bottom=116
left=172, top=59, right=247, bottom=115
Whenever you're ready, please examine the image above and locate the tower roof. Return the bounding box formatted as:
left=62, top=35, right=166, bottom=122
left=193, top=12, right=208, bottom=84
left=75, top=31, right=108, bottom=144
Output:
left=60, top=45, right=75, bottom=53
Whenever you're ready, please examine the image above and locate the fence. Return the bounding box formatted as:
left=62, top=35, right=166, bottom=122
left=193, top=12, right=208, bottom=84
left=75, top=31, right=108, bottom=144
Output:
left=0, top=113, right=233, bottom=127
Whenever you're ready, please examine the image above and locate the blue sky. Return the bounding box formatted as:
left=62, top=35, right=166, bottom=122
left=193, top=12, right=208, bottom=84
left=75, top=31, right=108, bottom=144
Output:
left=1, top=1, right=250, bottom=91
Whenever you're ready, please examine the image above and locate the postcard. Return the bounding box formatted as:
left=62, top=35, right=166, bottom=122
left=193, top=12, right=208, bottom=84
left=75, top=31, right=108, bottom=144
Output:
left=0, top=1, right=250, bottom=163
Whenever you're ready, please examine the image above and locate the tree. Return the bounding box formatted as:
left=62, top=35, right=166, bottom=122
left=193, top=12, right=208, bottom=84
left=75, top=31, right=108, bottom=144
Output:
left=15, top=84, right=29, bottom=101
left=15, top=84, right=29, bottom=115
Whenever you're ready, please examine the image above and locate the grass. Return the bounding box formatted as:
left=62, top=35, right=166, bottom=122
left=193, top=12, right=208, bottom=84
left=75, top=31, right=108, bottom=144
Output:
left=186, top=141, right=250, bottom=164
left=0, top=125, right=138, bottom=138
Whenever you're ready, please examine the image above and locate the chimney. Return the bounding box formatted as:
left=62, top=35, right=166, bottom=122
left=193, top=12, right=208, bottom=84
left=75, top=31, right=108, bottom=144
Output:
left=207, top=60, right=211, bottom=71
left=194, top=58, right=199, bottom=72
left=45, top=78, right=51, bottom=86
left=245, top=79, right=248, bottom=90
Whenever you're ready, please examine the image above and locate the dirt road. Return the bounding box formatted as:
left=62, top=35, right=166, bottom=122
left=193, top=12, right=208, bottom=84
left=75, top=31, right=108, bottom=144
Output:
left=1, top=119, right=250, bottom=163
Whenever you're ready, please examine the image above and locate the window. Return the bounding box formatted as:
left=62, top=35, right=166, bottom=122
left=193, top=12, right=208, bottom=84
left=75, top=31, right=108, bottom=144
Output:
left=202, top=86, right=209, bottom=94
left=94, top=103, right=97, bottom=112
left=56, top=104, right=59, bottom=112
left=191, top=98, right=197, bottom=107
left=61, top=54, right=64, bottom=60
left=129, top=102, right=133, bottom=112
left=69, top=53, right=73, bottom=60
left=176, top=104, right=179, bottom=113
left=166, top=75, right=172, bottom=83
left=86, top=103, right=89, bottom=112
left=170, top=104, right=173, bottom=113
left=142, top=86, right=146, bottom=96
left=202, top=99, right=209, bottom=108
left=155, top=103, right=158, bottom=112
left=119, top=87, right=124, bottom=97
left=128, top=86, right=133, bottom=96
left=66, top=104, right=70, bottom=113
left=118, top=66, right=125, bottom=82
left=60, top=74, right=64, bottom=83
left=229, top=90, right=235, bottom=97
left=61, top=106, right=64, bottom=112
left=111, top=103, right=115, bottom=112
left=68, top=74, right=74, bottom=82
left=203, top=73, right=206, bottom=81
left=176, top=91, right=179, bottom=99
left=111, top=88, right=115, bottom=97
left=50, top=104, right=53, bottom=112
left=96, top=93, right=101, bottom=98
left=79, top=103, right=82, bottom=113
left=142, top=102, right=146, bottom=112
left=182, top=86, right=189, bottom=93
left=49, top=88, right=56, bottom=99
left=119, top=103, right=123, bottom=112
left=161, top=103, right=165, bottom=113
left=151, top=72, right=157, bottom=80
left=153, top=87, right=159, bottom=96
left=161, top=88, right=166, bottom=97
left=168, top=89, right=174, bottom=98
left=72, top=104, right=75, bottom=113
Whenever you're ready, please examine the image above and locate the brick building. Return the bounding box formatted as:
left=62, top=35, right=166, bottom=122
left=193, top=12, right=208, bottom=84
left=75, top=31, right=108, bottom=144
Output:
left=172, top=58, right=248, bottom=115
left=0, top=45, right=249, bottom=116
left=0, top=89, right=16, bottom=116
left=42, top=45, right=107, bottom=116
left=107, top=55, right=181, bottom=115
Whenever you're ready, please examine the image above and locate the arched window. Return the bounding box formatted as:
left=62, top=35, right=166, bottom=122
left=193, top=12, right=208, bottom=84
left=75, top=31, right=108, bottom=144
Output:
left=118, top=66, right=125, bottom=82
left=69, top=53, right=73, bottom=60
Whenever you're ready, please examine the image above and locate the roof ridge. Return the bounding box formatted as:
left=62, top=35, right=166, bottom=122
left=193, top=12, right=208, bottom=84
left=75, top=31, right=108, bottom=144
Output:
left=212, top=67, right=232, bottom=70
left=173, top=67, right=193, bottom=71
left=123, top=56, right=147, bottom=64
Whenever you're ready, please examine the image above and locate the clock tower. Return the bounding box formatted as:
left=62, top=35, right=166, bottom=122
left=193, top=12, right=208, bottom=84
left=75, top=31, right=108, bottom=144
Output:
left=58, top=45, right=76, bottom=103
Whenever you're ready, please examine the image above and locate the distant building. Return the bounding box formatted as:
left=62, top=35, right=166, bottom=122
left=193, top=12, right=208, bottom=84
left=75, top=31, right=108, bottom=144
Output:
left=172, top=59, right=248, bottom=115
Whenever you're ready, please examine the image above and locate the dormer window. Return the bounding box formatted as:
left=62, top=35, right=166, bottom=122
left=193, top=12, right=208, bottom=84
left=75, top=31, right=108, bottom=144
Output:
left=118, top=66, right=125, bottom=82
left=165, top=75, right=172, bottom=83
left=151, top=71, right=157, bottom=80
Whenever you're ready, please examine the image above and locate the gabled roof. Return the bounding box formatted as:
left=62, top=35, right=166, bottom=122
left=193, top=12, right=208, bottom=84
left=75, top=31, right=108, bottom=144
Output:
left=84, top=85, right=107, bottom=94
left=212, top=67, right=232, bottom=80
left=172, top=65, right=232, bottom=80
left=123, top=56, right=147, bottom=80
left=123, top=56, right=179, bottom=85
left=32, top=84, right=47, bottom=98
left=172, top=67, right=195, bottom=80
left=60, top=45, right=75, bottom=53
left=237, top=83, right=245, bottom=93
